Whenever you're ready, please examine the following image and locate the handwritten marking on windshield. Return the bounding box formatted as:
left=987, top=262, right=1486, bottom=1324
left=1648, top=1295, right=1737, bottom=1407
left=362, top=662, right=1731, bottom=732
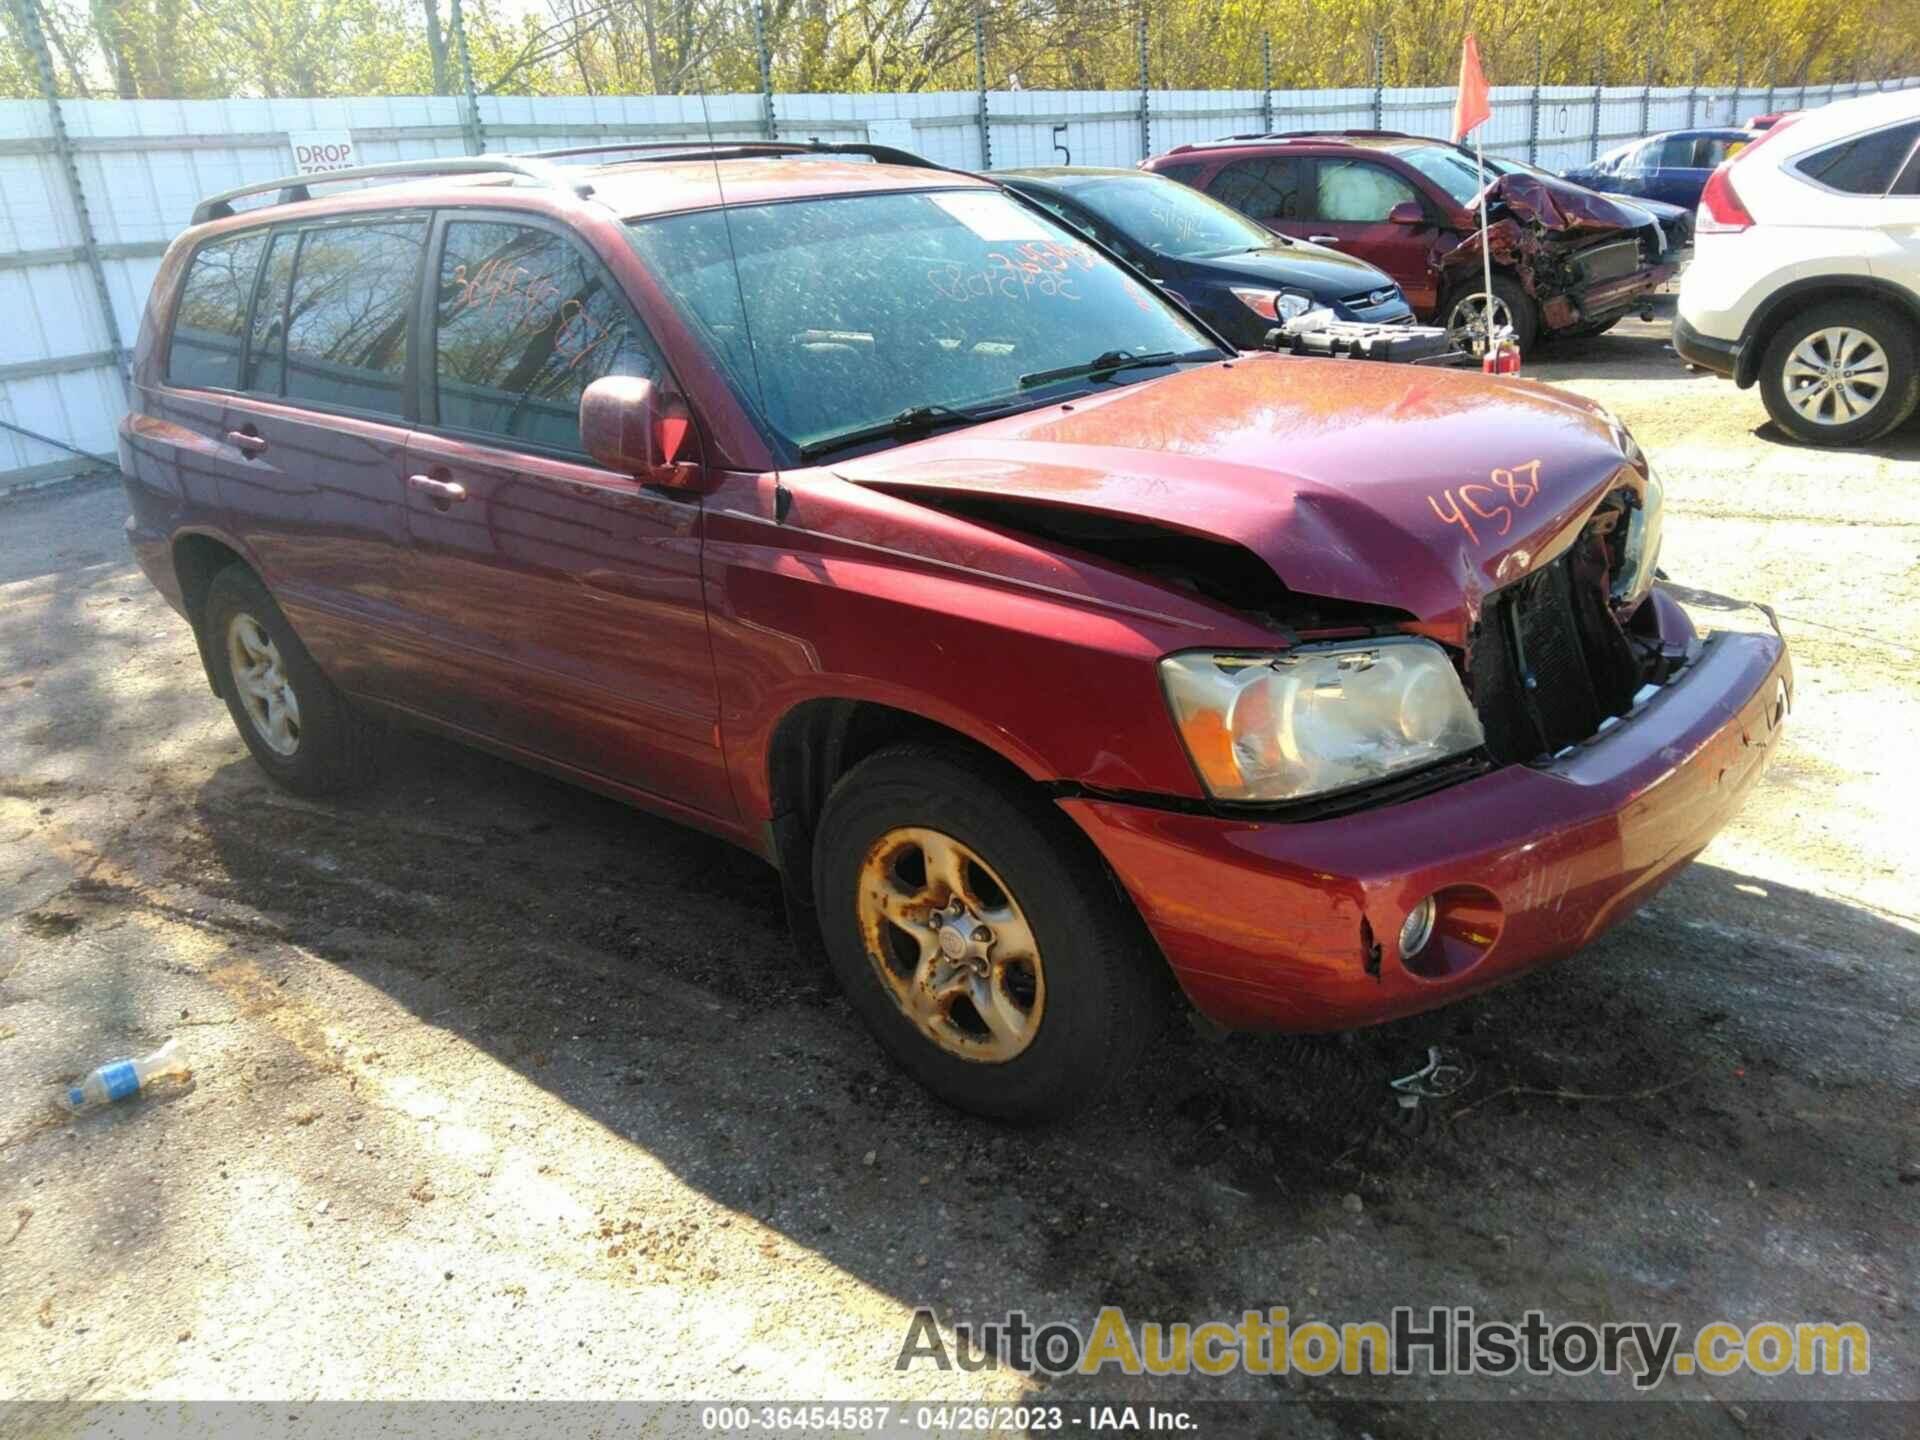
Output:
left=929, top=241, right=1096, bottom=304
left=1428, top=461, right=1543, bottom=546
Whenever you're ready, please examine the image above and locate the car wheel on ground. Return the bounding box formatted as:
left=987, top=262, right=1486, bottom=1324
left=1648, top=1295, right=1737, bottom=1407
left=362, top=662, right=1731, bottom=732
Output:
left=811, top=743, right=1164, bottom=1122
left=1758, top=299, right=1920, bottom=447
left=204, top=564, right=383, bottom=795
left=1444, top=273, right=1538, bottom=357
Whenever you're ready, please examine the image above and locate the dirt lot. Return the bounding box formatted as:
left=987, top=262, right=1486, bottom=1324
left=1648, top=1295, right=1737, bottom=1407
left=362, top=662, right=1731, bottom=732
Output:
left=2, top=314, right=1917, bottom=1437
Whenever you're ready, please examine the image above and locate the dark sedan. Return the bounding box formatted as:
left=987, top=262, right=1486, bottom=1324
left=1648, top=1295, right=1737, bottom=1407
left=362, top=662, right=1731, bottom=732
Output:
left=995, top=167, right=1413, bottom=347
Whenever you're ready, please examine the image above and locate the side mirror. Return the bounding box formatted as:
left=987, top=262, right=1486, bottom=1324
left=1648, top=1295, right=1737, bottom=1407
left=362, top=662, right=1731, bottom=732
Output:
left=579, top=375, right=696, bottom=483
left=1386, top=200, right=1425, bottom=227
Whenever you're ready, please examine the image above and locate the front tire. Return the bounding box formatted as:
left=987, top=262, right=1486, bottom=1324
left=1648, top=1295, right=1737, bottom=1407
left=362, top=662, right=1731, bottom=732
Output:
left=812, top=744, right=1165, bottom=1122
left=203, top=564, right=383, bottom=796
left=1445, top=273, right=1538, bottom=357
left=1758, top=299, right=1919, bottom=446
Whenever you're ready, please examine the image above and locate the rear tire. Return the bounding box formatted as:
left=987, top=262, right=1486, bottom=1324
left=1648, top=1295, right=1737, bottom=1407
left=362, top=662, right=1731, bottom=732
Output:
left=203, top=564, right=383, bottom=796
left=1758, top=299, right=1919, bottom=447
left=812, top=743, right=1165, bottom=1122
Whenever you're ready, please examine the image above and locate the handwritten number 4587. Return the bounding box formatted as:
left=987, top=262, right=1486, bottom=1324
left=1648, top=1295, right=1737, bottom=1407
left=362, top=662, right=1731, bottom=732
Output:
left=1428, top=461, right=1542, bottom=546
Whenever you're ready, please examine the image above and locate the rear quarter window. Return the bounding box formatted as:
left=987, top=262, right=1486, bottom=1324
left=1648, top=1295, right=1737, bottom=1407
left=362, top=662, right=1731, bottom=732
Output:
left=1796, top=121, right=1920, bottom=195
left=167, top=231, right=268, bottom=390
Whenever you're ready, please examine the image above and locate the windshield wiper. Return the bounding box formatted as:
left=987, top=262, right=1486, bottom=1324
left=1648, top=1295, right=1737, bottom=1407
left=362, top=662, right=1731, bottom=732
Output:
left=797, top=402, right=1011, bottom=461
left=1017, top=347, right=1214, bottom=391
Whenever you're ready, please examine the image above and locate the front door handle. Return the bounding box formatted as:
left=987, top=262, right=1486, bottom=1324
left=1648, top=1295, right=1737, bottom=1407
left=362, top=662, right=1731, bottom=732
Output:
left=408, top=473, right=468, bottom=505
left=226, top=429, right=267, bottom=456
left=1308, top=234, right=1341, bottom=245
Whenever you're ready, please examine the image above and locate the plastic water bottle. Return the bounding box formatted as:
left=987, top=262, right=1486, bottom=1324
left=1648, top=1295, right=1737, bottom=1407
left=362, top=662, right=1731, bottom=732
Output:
left=62, top=1039, right=186, bottom=1113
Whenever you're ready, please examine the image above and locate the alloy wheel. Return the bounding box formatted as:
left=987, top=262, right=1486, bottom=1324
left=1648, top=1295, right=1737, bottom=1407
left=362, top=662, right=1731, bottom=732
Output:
left=856, top=826, right=1045, bottom=1063
left=1446, top=291, right=1516, bottom=358
left=1781, top=327, right=1889, bottom=426
left=225, top=612, right=301, bottom=756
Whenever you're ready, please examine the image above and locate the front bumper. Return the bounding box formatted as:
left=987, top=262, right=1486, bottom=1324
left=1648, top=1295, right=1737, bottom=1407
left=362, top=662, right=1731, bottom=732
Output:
left=1063, top=609, right=1790, bottom=1032
left=1542, top=261, right=1679, bottom=331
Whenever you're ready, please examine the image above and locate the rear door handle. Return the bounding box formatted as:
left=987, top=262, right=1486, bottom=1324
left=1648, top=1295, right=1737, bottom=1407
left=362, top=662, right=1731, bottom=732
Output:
left=225, top=430, right=267, bottom=456
left=408, top=473, right=468, bottom=504
left=1308, top=235, right=1341, bottom=245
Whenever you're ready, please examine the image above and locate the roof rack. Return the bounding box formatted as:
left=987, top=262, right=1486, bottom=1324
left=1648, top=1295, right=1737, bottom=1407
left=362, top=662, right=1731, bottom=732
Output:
left=1212, top=128, right=1421, bottom=143
left=528, top=139, right=951, bottom=172
left=190, top=155, right=593, bottom=227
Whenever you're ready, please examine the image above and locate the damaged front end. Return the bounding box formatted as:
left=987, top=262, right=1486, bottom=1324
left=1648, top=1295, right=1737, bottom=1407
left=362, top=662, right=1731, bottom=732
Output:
left=1444, top=173, right=1679, bottom=334
left=1466, top=469, right=1689, bottom=767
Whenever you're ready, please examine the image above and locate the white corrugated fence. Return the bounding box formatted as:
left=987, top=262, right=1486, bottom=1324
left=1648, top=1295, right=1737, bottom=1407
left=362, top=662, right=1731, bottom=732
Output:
left=2, top=76, right=1914, bottom=489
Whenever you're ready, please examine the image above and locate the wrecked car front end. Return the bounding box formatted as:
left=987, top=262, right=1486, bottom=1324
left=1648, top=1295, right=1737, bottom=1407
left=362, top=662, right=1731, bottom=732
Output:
left=1445, top=173, right=1679, bottom=335
left=811, top=356, right=1787, bottom=1032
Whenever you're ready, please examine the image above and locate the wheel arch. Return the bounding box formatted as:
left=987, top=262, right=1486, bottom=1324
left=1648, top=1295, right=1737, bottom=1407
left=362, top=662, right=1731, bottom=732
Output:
left=1737, top=276, right=1920, bottom=388
left=764, top=696, right=1039, bottom=879
left=172, top=530, right=255, bottom=694
left=761, top=696, right=1157, bottom=982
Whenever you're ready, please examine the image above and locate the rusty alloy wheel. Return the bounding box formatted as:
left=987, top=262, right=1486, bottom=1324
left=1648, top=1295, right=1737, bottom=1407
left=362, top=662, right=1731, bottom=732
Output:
left=856, top=826, right=1045, bottom=1063
left=225, top=612, right=302, bottom=757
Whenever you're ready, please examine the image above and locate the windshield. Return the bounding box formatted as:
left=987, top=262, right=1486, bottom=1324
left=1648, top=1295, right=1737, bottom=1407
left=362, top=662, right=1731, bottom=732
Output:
left=1390, top=145, right=1490, bottom=206
left=625, top=188, right=1220, bottom=459
left=1055, top=175, right=1278, bottom=258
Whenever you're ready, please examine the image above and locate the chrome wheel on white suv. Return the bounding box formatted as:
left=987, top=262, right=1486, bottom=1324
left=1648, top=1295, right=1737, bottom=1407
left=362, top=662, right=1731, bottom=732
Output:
left=1781, top=327, right=1889, bottom=426
left=1759, top=300, right=1920, bottom=447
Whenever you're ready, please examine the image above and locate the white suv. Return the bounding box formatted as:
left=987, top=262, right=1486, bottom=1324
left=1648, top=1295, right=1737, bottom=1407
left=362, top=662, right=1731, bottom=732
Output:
left=1676, top=89, right=1920, bottom=446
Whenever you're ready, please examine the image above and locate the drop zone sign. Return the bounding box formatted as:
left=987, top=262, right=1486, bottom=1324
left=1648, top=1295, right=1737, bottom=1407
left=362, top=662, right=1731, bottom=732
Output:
left=290, top=130, right=358, bottom=174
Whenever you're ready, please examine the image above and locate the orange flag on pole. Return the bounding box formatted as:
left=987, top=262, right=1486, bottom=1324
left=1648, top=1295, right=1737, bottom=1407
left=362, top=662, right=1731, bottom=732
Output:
left=1453, top=34, right=1491, bottom=140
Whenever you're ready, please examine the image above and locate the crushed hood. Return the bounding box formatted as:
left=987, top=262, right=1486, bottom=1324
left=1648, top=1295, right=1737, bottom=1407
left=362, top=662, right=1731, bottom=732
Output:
left=1442, top=172, right=1654, bottom=281
left=832, top=355, right=1634, bottom=637
left=1480, top=171, right=1651, bottom=235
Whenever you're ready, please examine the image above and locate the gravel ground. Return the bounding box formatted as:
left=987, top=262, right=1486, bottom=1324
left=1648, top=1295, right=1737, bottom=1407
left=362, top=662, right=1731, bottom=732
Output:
left=1, top=313, right=1916, bottom=1438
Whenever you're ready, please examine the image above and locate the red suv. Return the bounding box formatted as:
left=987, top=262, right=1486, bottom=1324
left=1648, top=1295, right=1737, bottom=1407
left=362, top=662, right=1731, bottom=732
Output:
left=120, top=143, right=1787, bottom=1120
left=1145, top=131, right=1680, bottom=353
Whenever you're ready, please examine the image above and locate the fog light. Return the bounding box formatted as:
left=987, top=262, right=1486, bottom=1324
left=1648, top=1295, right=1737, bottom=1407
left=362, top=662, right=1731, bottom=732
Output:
left=1399, top=897, right=1437, bottom=958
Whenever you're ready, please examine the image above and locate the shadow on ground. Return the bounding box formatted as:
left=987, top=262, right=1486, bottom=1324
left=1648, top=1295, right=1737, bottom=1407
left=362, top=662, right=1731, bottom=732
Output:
left=147, top=724, right=1920, bottom=1414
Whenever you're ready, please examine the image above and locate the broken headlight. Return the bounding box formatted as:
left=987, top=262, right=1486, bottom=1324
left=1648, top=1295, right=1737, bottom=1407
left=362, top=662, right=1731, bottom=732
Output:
left=1604, top=419, right=1664, bottom=607
left=1160, top=639, right=1485, bottom=803
left=1612, top=462, right=1664, bottom=606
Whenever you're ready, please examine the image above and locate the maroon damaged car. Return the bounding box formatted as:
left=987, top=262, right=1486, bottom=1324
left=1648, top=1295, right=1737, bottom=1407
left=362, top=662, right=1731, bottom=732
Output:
left=118, top=147, right=1787, bottom=1121
left=1145, top=131, right=1680, bottom=354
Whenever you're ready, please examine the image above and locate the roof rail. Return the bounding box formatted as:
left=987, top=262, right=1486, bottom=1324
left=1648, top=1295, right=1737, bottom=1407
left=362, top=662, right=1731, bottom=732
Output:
left=527, top=139, right=952, bottom=172
left=189, top=155, right=593, bottom=227
left=1215, top=128, right=1420, bottom=143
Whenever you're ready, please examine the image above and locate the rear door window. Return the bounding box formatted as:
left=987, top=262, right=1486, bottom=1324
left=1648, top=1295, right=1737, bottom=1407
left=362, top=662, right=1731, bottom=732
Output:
left=282, top=216, right=427, bottom=418
left=431, top=219, right=659, bottom=455
left=1206, top=157, right=1307, bottom=221
left=1695, top=136, right=1741, bottom=168
left=167, top=231, right=268, bottom=390
left=1796, top=121, right=1920, bottom=195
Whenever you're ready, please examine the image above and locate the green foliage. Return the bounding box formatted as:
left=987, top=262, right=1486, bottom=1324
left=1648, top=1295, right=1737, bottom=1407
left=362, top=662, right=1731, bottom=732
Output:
left=3, top=0, right=1915, bottom=100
